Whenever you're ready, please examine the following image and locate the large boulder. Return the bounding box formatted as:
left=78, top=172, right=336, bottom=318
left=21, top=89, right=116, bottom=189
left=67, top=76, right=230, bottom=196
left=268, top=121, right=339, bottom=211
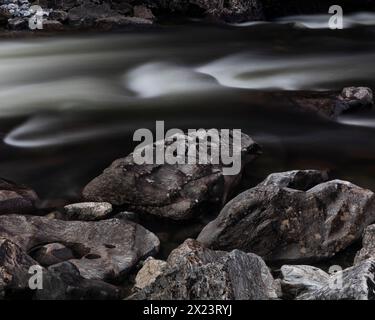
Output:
left=83, top=131, right=261, bottom=220
left=198, top=170, right=375, bottom=263
left=0, top=237, right=120, bottom=300
left=129, top=239, right=280, bottom=300
left=0, top=178, right=38, bottom=215
left=0, top=214, right=159, bottom=281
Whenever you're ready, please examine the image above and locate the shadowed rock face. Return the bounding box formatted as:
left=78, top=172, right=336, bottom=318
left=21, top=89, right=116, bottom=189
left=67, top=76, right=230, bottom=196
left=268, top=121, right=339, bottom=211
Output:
left=83, top=131, right=261, bottom=220
left=355, top=224, right=375, bottom=264
left=0, top=238, right=120, bottom=300
left=198, top=170, right=375, bottom=263
left=0, top=215, right=160, bottom=281
left=0, top=178, right=38, bottom=216
left=130, top=239, right=280, bottom=300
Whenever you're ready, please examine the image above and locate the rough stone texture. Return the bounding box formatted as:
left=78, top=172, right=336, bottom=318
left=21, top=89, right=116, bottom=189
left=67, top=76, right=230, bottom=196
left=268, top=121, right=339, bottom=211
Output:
left=0, top=178, right=38, bottom=215
left=83, top=131, right=261, bottom=220
left=130, top=239, right=279, bottom=300
left=31, top=243, right=75, bottom=267
left=198, top=170, right=375, bottom=263
left=135, top=257, right=167, bottom=290
left=339, top=87, right=374, bottom=110
left=0, top=237, right=120, bottom=300
left=280, top=265, right=330, bottom=299
left=297, top=259, right=375, bottom=300
left=64, top=202, right=112, bottom=221
left=355, top=224, right=375, bottom=264
left=167, top=0, right=264, bottom=22
left=0, top=214, right=160, bottom=281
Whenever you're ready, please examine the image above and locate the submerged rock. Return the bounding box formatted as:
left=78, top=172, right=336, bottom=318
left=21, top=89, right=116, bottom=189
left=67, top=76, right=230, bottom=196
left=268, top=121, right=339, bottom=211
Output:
left=63, top=202, right=112, bottom=221
left=0, top=237, right=120, bottom=300
left=354, top=224, right=375, bottom=264
left=83, top=131, right=260, bottom=220
left=0, top=178, right=38, bottom=215
left=198, top=170, right=375, bottom=263
left=0, top=214, right=159, bottom=281
left=130, top=239, right=279, bottom=300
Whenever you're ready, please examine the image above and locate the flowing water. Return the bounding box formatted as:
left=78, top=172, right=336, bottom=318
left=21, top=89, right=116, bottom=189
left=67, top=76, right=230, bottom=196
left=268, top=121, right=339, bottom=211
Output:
left=1, top=12, right=375, bottom=209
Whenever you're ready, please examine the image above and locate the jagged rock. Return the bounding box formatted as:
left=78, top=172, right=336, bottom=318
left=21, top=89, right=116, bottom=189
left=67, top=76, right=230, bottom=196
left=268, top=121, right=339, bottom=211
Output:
left=83, top=131, right=261, bottom=220
left=339, top=87, right=373, bottom=110
left=167, top=0, right=264, bottom=23
left=198, top=170, right=375, bottom=263
left=0, top=214, right=159, bottom=281
left=0, top=178, right=38, bottom=215
left=280, top=265, right=330, bottom=299
left=31, top=243, right=75, bottom=267
left=63, top=202, right=112, bottom=221
left=355, top=224, right=375, bottom=264
left=134, top=257, right=167, bottom=290
left=0, top=237, right=120, bottom=300
left=133, top=5, right=154, bottom=21
left=297, top=259, right=375, bottom=300
left=129, top=239, right=279, bottom=300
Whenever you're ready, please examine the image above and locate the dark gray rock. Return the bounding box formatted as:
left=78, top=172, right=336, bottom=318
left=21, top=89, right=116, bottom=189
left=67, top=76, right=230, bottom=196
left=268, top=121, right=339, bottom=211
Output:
left=129, top=239, right=280, bottom=300
left=297, top=259, right=375, bottom=300
left=198, top=170, right=375, bottom=263
left=0, top=214, right=159, bottom=281
left=0, top=178, right=38, bottom=215
left=0, top=237, right=120, bottom=300
left=63, top=202, right=112, bottom=221
left=355, top=224, right=375, bottom=264
left=31, top=243, right=75, bottom=267
left=83, top=131, right=260, bottom=220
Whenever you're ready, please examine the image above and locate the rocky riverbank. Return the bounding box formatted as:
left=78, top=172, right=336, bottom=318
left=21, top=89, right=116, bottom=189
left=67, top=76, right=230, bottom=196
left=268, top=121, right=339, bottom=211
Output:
left=0, top=0, right=374, bottom=32
left=1, top=86, right=375, bottom=300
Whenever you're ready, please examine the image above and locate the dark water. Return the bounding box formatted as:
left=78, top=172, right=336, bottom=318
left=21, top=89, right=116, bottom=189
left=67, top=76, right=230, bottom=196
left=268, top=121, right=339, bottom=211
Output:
left=1, top=13, right=375, bottom=208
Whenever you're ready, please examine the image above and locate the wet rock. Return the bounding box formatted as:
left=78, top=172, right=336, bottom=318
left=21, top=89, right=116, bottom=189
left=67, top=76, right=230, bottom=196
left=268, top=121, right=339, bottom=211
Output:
left=0, top=214, right=159, bottom=281
left=95, top=15, right=153, bottom=30
left=0, top=178, right=38, bottom=215
left=130, top=239, right=279, bottom=300
left=134, top=257, right=167, bottom=290
left=31, top=243, right=75, bottom=267
left=167, top=0, right=264, bottom=23
left=67, top=0, right=114, bottom=27
left=63, top=202, right=112, bottom=221
left=49, top=9, right=68, bottom=22
left=83, top=131, right=261, bottom=220
left=0, top=237, right=120, bottom=300
left=7, top=16, right=26, bottom=29
left=198, top=170, right=375, bottom=263
left=280, top=265, right=330, bottom=299
left=133, top=5, right=155, bottom=21
left=354, top=224, right=375, bottom=264
left=297, top=259, right=375, bottom=300
left=42, top=19, right=63, bottom=30
left=339, top=87, right=373, bottom=110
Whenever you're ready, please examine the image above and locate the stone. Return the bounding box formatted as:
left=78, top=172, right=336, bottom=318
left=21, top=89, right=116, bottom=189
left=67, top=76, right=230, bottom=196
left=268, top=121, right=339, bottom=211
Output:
left=198, top=170, right=375, bottom=263
left=42, top=19, right=64, bottom=30
left=7, top=16, right=26, bottom=29
left=135, top=257, right=167, bottom=289
left=280, top=265, right=330, bottom=299
left=83, top=131, right=261, bottom=220
left=133, top=5, right=155, bottom=21
left=63, top=202, right=112, bottom=221
left=0, top=178, right=38, bottom=215
left=339, top=87, right=373, bottom=110
left=354, top=224, right=375, bottom=264
left=129, top=239, right=279, bottom=300
left=30, top=243, right=75, bottom=267
left=0, top=237, right=120, bottom=300
left=0, top=214, right=160, bottom=281
left=297, top=259, right=375, bottom=300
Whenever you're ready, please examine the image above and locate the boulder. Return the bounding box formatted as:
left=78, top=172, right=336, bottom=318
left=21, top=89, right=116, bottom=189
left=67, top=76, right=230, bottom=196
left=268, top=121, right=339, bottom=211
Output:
left=0, top=237, right=120, bottom=300
left=129, top=239, right=280, bottom=300
left=338, top=87, right=374, bottom=112
left=83, top=131, right=260, bottom=220
left=296, top=259, right=375, bottom=300
left=0, top=178, right=38, bottom=215
left=198, top=170, right=375, bottom=263
left=0, top=214, right=159, bottom=281
left=354, top=224, right=375, bottom=264
left=63, top=202, right=112, bottom=221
